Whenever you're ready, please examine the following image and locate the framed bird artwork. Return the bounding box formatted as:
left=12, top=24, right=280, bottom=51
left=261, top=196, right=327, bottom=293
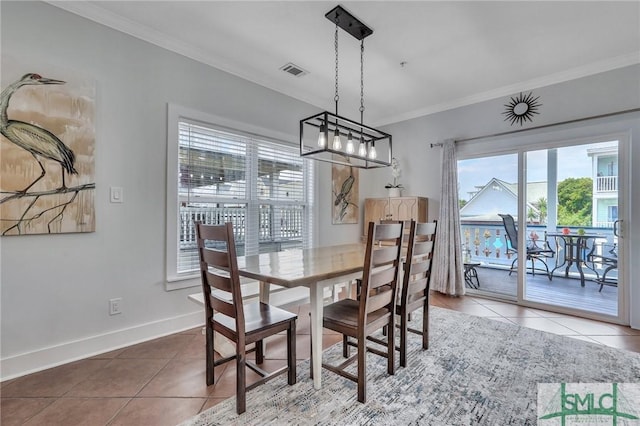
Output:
left=0, top=61, right=95, bottom=235
left=331, top=159, right=359, bottom=224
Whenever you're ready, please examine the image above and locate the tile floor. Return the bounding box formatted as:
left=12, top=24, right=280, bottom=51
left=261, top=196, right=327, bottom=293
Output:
left=2, top=293, right=639, bottom=425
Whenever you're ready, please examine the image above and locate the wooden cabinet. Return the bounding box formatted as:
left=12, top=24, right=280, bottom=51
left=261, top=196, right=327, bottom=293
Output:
left=363, top=196, right=428, bottom=236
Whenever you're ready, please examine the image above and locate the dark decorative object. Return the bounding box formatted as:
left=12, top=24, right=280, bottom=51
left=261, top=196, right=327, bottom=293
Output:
left=300, top=5, right=392, bottom=169
left=502, top=91, right=542, bottom=126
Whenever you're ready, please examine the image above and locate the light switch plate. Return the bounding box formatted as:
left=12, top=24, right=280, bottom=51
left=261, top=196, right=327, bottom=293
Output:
left=110, top=186, right=123, bottom=203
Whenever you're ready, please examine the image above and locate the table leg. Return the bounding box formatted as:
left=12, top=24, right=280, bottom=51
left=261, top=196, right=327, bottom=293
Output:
left=564, top=240, right=574, bottom=277
left=551, top=236, right=569, bottom=278
left=576, top=246, right=586, bottom=287
left=310, top=283, right=324, bottom=390
left=259, top=280, right=270, bottom=304
left=259, top=281, right=271, bottom=353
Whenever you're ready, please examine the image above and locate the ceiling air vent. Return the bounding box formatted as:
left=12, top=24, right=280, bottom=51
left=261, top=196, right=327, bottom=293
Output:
left=280, top=62, right=308, bottom=77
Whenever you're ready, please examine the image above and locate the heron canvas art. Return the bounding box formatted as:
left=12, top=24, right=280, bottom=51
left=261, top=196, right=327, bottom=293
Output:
left=0, top=65, right=95, bottom=235
left=331, top=162, right=359, bottom=224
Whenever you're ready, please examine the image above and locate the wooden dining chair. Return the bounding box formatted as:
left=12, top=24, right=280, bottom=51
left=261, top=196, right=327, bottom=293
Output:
left=195, top=222, right=297, bottom=414
left=316, top=221, right=404, bottom=403
left=396, top=220, right=437, bottom=367
left=366, top=220, right=437, bottom=368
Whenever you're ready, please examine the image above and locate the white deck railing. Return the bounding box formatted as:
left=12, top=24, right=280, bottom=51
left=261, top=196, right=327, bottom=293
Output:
left=460, top=221, right=616, bottom=278
left=596, top=176, right=617, bottom=192
left=179, top=205, right=303, bottom=249
left=178, top=205, right=304, bottom=273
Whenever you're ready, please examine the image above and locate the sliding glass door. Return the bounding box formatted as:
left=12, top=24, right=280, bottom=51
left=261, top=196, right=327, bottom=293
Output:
left=458, top=153, right=518, bottom=299
left=458, top=135, right=627, bottom=322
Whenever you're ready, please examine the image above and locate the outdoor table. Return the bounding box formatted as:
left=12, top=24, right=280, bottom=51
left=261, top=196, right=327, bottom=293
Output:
left=548, top=232, right=602, bottom=287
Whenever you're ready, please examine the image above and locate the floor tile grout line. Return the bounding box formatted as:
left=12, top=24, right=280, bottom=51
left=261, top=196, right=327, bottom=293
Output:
left=104, top=397, right=133, bottom=426
left=131, top=357, right=173, bottom=399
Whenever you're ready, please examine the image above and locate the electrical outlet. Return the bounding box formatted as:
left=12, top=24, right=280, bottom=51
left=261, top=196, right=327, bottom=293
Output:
left=109, top=298, right=122, bottom=315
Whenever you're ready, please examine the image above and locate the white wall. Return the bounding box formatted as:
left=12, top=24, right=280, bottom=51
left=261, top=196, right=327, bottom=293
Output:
left=0, top=1, right=322, bottom=380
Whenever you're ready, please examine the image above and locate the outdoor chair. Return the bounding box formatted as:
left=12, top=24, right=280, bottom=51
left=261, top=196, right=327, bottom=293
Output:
left=499, top=214, right=554, bottom=281
left=196, top=222, right=297, bottom=414
left=312, top=221, right=404, bottom=403
left=589, top=242, right=618, bottom=292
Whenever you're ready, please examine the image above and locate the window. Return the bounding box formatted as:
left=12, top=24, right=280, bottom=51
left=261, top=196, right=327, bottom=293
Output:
left=166, top=106, right=314, bottom=289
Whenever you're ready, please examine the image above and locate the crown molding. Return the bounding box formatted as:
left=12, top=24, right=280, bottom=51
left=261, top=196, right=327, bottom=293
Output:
left=47, top=2, right=639, bottom=128
left=378, top=52, right=640, bottom=126
left=45, top=1, right=325, bottom=108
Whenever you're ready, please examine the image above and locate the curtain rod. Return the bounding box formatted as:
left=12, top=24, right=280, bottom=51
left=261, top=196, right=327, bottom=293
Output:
left=429, top=107, right=640, bottom=148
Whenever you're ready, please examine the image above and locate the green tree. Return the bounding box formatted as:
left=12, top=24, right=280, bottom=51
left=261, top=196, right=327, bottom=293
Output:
left=557, top=178, right=592, bottom=226
left=459, top=199, right=467, bottom=209
left=527, top=197, right=547, bottom=224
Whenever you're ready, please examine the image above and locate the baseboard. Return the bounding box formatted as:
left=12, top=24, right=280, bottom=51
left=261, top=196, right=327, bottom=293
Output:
left=0, top=286, right=327, bottom=381
left=0, top=311, right=203, bottom=382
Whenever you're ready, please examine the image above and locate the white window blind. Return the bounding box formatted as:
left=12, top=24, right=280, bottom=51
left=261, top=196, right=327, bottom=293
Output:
left=179, top=122, right=247, bottom=200
left=175, top=120, right=313, bottom=275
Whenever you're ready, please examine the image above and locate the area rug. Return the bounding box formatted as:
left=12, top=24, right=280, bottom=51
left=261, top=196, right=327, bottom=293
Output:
left=180, top=307, right=640, bottom=425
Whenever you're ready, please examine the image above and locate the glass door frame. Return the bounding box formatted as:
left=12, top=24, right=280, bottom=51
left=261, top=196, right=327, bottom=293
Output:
left=457, top=129, right=630, bottom=325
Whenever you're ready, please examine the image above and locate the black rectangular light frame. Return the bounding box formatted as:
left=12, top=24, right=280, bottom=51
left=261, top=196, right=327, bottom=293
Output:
left=300, top=111, right=392, bottom=169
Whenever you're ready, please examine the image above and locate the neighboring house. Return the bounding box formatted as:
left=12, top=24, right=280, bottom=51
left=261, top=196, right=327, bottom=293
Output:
left=460, top=178, right=546, bottom=222
left=587, top=145, right=618, bottom=228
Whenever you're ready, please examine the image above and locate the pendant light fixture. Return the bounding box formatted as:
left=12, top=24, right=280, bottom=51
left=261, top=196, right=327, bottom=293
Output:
left=300, top=5, right=392, bottom=169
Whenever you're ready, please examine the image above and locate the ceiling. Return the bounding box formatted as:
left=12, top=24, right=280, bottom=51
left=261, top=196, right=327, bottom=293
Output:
left=49, top=1, right=640, bottom=126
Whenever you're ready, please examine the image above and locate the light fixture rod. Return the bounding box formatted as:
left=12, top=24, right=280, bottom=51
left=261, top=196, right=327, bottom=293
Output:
left=325, top=5, right=373, bottom=40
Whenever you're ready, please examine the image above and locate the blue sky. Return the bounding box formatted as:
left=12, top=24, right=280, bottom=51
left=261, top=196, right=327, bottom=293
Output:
left=458, top=142, right=617, bottom=200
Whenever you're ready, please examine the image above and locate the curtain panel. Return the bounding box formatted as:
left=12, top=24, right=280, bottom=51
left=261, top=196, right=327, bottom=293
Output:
left=432, top=139, right=465, bottom=296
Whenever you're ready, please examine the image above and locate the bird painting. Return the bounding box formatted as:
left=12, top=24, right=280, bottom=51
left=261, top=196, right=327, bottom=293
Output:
left=331, top=163, right=359, bottom=224
left=0, top=73, right=77, bottom=192
left=0, top=69, right=95, bottom=235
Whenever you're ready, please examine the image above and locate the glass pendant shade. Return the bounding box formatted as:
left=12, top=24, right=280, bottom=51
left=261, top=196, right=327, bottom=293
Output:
left=332, top=128, right=342, bottom=150
left=345, top=131, right=355, bottom=154
left=317, top=123, right=327, bottom=148
left=368, top=142, right=377, bottom=159
left=358, top=137, right=367, bottom=157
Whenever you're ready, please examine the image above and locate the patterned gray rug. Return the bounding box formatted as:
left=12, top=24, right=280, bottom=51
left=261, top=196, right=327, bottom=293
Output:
left=180, top=307, right=640, bottom=425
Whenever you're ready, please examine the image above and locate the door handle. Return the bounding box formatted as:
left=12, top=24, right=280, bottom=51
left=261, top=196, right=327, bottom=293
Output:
left=613, top=220, right=621, bottom=237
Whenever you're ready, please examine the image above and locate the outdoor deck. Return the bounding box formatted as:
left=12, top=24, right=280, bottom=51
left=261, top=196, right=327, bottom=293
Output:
left=467, top=266, right=618, bottom=317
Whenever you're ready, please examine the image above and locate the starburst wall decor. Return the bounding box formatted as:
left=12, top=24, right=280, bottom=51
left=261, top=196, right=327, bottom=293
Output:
left=502, top=91, right=542, bottom=126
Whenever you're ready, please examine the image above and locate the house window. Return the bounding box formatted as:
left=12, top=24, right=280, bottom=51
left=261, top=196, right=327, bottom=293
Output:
left=166, top=106, right=314, bottom=288
left=608, top=205, right=618, bottom=222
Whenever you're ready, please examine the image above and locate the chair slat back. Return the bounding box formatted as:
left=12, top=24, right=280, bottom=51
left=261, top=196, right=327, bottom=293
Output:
left=371, top=246, right=402, bottom=269
left=400, top=220, right=437, bottom=308
left=196, top=222, right=245, bottom=335
left=360, top=221, right=404, bottom=320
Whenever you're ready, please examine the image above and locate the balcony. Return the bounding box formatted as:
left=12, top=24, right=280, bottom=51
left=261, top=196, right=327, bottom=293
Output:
left=461, top=221, right=617, bottom=316
left=596, top=175, right=617, bottom=192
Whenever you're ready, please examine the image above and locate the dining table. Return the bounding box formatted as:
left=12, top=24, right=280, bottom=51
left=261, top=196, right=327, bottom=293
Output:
left=235, top=243, right=367, bottom=390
